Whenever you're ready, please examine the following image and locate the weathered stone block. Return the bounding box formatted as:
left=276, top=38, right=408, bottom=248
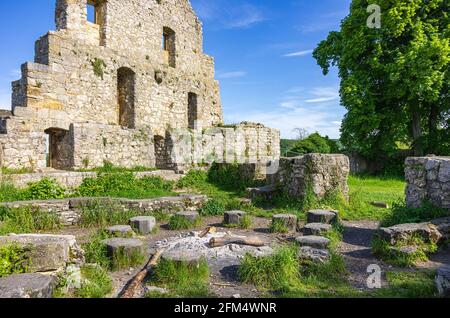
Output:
left=102, top=238, right=144, bottom=261
left=303, top=223, right=332, bottom=236
left=436, top=265, right=450, bottom=298
left=175, top=211, right=200, bottom=223
left=106, top=225, right=135, bottom=238
left=129, top=216, right=156, bottom=235
left=307, top=210, right=338, bottom=225
left=272, top=214, right=298, bottom=232
left=223, top=211, right=247, bottom=226
left=295, top=236, right=330, bottom=249
left=378, top=222, right=442, bottom=245
left=298, top=246, right=330, bottom=264
left=0, top=273, right=57, bottom=299
left=0, top=234, right=84, bottom=272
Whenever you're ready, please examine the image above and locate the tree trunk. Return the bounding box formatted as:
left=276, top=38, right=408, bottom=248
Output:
left=427, top=102, right=439, bottom=155
left=410, top=104, right=424, bottom=156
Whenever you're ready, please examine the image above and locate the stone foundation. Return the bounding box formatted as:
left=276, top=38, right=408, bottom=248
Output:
left=405, top=156, right=450, bottom=209
left=271, top=154, right=350, bottom=200
left=0, top=195, right=207, bottom=226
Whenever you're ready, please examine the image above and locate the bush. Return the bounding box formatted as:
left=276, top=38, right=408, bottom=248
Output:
left=0, top=206, right=61, bottom=235
left=149, top=258, right=210, bottom=298
left=199, top=199, right=225, bottom=216
left=76, top=265, right=113, bottom=298
left=176, top=170, right=208, bottom=189
left=207, top=163, right=255, bottom=192
left=290, top=133, right=332, bottom=155
left=21, top=178, right=66, bottom=201
left=0, top=244, right=30, bottom=277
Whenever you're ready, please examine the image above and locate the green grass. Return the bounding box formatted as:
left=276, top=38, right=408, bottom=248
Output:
left=76, top=265, right=113, bottom=298
left=0, top=244, right=31, bottom=277
left=110, top=246, right=145, bottom=271
left=371, top=270, right=438, bottom=298
left=199, top=199, right=225, bottom=216
left=1, top=167, right=34, bottom=175
left=223, top=214, right=253, bottom=229
left=147, top=258, right=211, bottom=298
left=168, top=214, right=202, bottom=230
left=269, top=219, right=291, bottom=234
left=0, top=206, right=61, bottom=235
left=77, top=161, right=156, bottom=173
left=380, top=201, right=450, bottom=227
left=372, top=234, right=438, bottom=267
left=0, top=178, right=66, bottom=203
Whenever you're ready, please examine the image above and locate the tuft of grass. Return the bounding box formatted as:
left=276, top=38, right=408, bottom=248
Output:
left=168, top=214, right=202, bottom=230
left=239, top=246, right=299, bottom=289
left=269, top=219, right=290, bottom=234
left=148, top=258, right=211, bottom=298
left=0, top=244, right=31, bottom=277
left=381, top=200, right=450, bottom=227
left=78, top=202, right=141, bottom=228
left=77, top=161, right=156, bottom=173
left=76, top=265, right=113, bottom=298
left=1, top=167, right=34, bottom=175
left=222, top=214, right=253, bottom=229
left=0, top=206, right=61, bottom=235
left=83, top=230, right=112, bottom=270
left=110, top=246, right=145, bottom=271
left=199, top=199, right=225, bottom=216
left=372, top=234, right=438, bottom=267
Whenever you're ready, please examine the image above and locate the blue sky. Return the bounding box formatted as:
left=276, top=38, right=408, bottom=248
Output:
left=0, top=0, right=352, bottom=139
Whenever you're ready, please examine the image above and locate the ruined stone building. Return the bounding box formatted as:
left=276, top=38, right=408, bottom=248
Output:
left=0, top=0, right=280, bottom=172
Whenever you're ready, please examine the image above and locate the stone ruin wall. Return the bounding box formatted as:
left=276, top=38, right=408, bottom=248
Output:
left=2, top=0, right=273, bottom=172
left=405, top=157, right=450, bottom=209
left=271, top=154, right=350, bottom=200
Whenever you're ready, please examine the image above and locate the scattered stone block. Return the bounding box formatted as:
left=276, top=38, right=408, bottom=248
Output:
left=102, top=238, right=144, bottom=262
left=129, top=216, right=156, bottom=235
left=0, top=234, right=84, bottom=273
left=390, top=245, right=419, bottom=257
left=162, top=249, right=202, bottom=266
left=303, top=223, right=332, bottom=236
left=246, top=185, right=276, bottom=201
left=0, top=273, right=57, bottom=298
left=378, top=222, right=442, bottom=245
left=272, top=214, right=298, bottom=232
left=431, top=217, right=450, bottom=240
left=224, top=211, right=247, bottom=226
left=436, top=265, right=450, bottom=298
left=298, top=246, right=330, bottom=264
left=295, top=236, right=330, bottom=249
left=175, top=211, right=199, bottom=223
left=307, top=210, right=338, bottom=225
left=106, top=225, right=135, bottom=238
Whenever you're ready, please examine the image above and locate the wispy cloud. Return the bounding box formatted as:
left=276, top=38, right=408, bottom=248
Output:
left=217, top=71, right=247, bottom=79
left=192, top=0, right=266, bottom=29
left=283, top=49, right=313, bottom=58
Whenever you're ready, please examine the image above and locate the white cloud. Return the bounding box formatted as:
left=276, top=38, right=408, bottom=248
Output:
left=0, top=92, right=11, bottom=110
left=304, top=87, right=340, bottom=104
left=217, top=71, right=247, bottom=79
left=283, top=50, right=313, bottom=57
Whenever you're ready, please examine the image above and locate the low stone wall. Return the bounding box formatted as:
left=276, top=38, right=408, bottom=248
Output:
left=405, top=156, right=450, bottom=209
left=0, top=194, right=207, bottom=226
left=271, top=154, right=350, bottom=200
left=0, top=169, right=182, bottom=189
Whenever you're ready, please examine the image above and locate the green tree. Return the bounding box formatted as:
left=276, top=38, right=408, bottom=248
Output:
left=291, top=133, right=332, bottom=155
left=314, top=0, right=450, bottom=157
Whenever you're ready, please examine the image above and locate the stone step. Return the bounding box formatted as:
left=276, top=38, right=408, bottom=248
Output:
left=307, top=210, right=338, bottom=224
left=0, top=273, right=57, bottom=298
left=298, top=246, right=330, bottom=264
left=223, top=211, right=247, bottom=226
left=102, top=238, right=144, bottom=261
left=272, top=214, right=298, bottom=232
left=129, top=216, right=156, bottom=235
left=379, top=222, right=441, bottom=245
left=303, top=223, right=332, bottom=236
left=296, top=236, right=330, bottom=249
left=106, top=225, right=135, bottom=238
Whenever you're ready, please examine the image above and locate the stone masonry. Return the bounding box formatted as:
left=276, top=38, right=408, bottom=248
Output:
left=271, top=154, right=350, bottom=200
left=0, top=0, right=280, bottom=172
left=405, top=156, right=450, bottom=209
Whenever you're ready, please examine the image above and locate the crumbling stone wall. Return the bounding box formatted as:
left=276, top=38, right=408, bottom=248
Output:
left=272, top=154, right=350, bottom=200
left=0, top=0, right=280, bottom=172
left=405, top=157, right=450, bottom=209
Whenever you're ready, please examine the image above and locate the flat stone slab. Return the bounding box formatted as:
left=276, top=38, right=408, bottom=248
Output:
left=175, top=211, right=199, bottom=223
left=106, top=225, right=135, bottom=237
left=298, top=246, right=330, bottom=264
left=0, top=234, right=84, bottom=272
left=378, top=222, right=442, bottom=245
left=436, top=265, right=450, bottom=298
left=246, top=185, right=276, bottom=200
left=272, top=214, right=298, bottom=232
left=307, top=210, right=338, bottom=224
left=129, top=216, right=156, bottom=235
left=223, top=211, right=247, bottom=225
left=0, top=273, right=57, bottom=298
left=296, top=236, right=330, bottom=249
left=102, top=238, right=144, bottom=259
left=303, top=223, right=332, bottom=236
left=162, top=249, right=202, bottom=266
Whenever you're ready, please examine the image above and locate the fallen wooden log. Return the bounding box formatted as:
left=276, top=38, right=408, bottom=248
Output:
left=209, top=236, right=265, bottom=248
left=120, top=249, right=164, bottom=298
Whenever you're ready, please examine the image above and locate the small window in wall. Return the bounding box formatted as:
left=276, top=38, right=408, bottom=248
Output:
left=162, top=27, right=176, bottom=68
left=87, top=3, right=96, bottom=23
left=117, top=67, right=136, bottom=129
left=87, top=0, right=104, bottom=25
left=188, top=92, right=198, bottom=130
